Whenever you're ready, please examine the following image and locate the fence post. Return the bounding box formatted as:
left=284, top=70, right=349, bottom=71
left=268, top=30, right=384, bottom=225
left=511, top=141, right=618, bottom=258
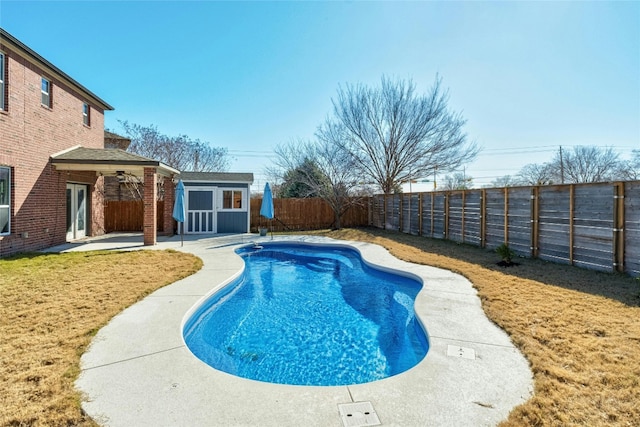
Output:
left=569, top=184, right=575, bottom=265
left=531, top=186, right=539, bottom=258
left=399, top=194, right=404, bottom=232
left=444, top=192, right=450, bottom=239
left=430, top=192, right=435, bottom=238
left=461, top=190, right=466, bottom=243
left=481, top=189, right=486, bottom=248
left=418, top=193, right=423, bottom=236
left=614, top=182, right=625, bottom=273
left=383, top=195, right=387, bottom=230
left=504, top=187, right=509, bottom=245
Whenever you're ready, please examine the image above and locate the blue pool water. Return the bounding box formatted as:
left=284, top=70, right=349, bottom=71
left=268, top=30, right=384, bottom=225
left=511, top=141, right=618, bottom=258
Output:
left=183, top=243, right=429, bottom=386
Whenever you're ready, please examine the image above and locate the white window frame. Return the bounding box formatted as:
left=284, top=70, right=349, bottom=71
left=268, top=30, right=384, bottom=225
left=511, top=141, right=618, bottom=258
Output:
left=82, top=102, right=90, bottom=126
left=0, top=52, right=5, bottom=111
left=218, top=188, right=247, bottom=212
left=41, top=77, right=51, bottom=107
left=0, top=166, right=10, bottom=236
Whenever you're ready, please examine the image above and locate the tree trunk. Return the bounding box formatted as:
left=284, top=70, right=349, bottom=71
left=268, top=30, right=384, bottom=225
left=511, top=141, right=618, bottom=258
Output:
left=333, top=210, right=342, bottom=230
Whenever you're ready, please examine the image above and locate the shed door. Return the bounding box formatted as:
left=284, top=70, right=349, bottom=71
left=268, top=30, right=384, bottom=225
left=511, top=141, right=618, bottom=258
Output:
left=186, top=189, right=216, bottom=234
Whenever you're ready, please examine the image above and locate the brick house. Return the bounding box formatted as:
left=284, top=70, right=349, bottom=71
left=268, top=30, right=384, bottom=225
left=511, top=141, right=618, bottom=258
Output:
left=0, top=28, right=178, bottom=257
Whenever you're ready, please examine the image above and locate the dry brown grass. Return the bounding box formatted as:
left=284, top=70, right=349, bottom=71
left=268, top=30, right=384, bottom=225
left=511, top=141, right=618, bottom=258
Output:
left=0, top=250, right=202, bottom=427
left=310, top=228, right=640, bottom=427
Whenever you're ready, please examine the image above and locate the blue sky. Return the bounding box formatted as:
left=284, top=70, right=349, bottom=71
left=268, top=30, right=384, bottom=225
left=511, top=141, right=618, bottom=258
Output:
left=1, top=1, right=638, bottom=190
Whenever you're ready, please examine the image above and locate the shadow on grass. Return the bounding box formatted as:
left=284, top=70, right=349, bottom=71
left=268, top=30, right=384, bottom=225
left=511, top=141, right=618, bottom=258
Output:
left=323, top=227, right=640, bottom=308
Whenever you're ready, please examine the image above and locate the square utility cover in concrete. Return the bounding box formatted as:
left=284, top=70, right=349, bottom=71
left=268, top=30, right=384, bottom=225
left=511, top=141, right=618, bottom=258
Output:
left=338, top=401, right=381, bottom=427
left=447, top=344, right=476, bottom=360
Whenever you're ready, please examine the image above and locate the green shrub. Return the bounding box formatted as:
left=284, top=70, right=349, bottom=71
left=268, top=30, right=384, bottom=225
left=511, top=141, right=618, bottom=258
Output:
left=495, top=243, right=515, bottom=263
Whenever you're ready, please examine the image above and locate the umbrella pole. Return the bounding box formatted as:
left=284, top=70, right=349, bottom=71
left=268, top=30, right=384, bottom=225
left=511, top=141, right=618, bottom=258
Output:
left=180, top=222, right=183, bottom=247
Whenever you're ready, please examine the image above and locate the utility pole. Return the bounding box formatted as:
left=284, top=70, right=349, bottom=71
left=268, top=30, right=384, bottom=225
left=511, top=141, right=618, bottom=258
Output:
left=433, top=166, right=437, bottom=191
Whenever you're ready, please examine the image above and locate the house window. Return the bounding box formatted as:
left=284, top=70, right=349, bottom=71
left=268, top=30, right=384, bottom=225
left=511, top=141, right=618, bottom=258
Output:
left=41, top=77, right=51, bottom=107
left=0, top=166, right=10, bottom=235
left=221, top=189, right=245, bottom=210
left=0, top=52, right=5, bottom=111
left=83, top=103, right=90, bottom=126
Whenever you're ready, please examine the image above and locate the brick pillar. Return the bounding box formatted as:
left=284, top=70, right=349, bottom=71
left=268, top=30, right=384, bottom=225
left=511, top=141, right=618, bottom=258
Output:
left=143, top=167, right=157, bottom=246
left=163, top=177, right=175, bottom=235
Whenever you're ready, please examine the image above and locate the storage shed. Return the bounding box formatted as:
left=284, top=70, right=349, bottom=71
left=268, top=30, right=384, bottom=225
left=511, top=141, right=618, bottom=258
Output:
left=179, top=172, right=254, bottom=234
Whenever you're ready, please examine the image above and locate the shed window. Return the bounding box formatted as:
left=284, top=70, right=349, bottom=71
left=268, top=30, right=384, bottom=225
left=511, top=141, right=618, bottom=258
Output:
left=222, top=189, right=245, bottom=210
left=0, top=166, right=10, bottom=235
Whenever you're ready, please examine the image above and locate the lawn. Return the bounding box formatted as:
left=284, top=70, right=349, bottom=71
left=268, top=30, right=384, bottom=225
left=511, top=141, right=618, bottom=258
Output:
left=1, top=229, right=639, bottom=426
left=0, top=249, right=202, bottom=427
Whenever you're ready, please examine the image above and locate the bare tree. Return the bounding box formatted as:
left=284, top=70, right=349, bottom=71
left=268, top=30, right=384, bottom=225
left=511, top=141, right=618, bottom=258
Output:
left=319, top=75, right=479, bottom=194
left=271, top=138, right=363, bottom=229
left=549, top=146, right=621, bottom=183
left=117, top=121, right=229, bottom=172
left=518, top=163, right=555, bottom=185
left=616, top=149, right=640, bottom=181
left=489, top=175, right=524, bottom=188
left=440, top=172, right=473, bottom=190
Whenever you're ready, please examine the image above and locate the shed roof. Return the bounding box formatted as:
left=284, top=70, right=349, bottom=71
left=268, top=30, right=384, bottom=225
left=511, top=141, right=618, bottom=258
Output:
left=179, top=171, right=254, bottom=184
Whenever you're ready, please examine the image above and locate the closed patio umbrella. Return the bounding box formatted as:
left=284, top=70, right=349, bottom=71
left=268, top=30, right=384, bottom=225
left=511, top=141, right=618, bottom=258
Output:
left=172, top=179, right=185, bottom=246
left=260, top=182, right=274, bottom=238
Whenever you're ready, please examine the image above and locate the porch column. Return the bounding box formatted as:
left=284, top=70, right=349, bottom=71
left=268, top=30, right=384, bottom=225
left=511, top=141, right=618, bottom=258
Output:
left=143, top=167, right=157, bottom=246
left=163, top=177, right=176, bottom=235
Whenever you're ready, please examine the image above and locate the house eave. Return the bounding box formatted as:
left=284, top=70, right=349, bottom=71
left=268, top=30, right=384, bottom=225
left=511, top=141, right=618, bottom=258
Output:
left=52, top=161, right=180, bottom=178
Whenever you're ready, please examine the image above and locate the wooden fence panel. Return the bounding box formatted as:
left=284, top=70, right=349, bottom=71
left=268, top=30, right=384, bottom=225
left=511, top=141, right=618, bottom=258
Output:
left=409, top=194, right=420, bottom=235
left=572, top=184, right=615, bottom=272
left=625, top=181, right=640, bottom=277
left=463, top=191, right=482, bottom=246
left=538, top=186, right=571, bottom=264
left=432, top=193, right=446, bottom=239
left=401, top=194, right=411, bottom=234
left=370, top=196, right=383, bottom=229
left=508, top=187, right=533, bottom=256
left=387, top=195, right=400, bottom=231
left=448, top=192, right=464, bottom=243
left=485, top=188, right=506, bottom=249
left=104, top=200, right=164, bottom=232
left=249, top=197, right=369, bottom=232
left=421, top=193, right=433, bottom=237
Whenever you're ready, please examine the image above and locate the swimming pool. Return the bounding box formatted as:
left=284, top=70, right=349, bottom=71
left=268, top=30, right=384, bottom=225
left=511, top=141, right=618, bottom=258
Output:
left=183, top=242, right=429, bottom=386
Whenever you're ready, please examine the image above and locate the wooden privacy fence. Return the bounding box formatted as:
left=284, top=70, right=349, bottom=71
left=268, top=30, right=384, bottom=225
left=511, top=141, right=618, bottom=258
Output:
left=250, top=197, right=369, bottom=232
left=104, top=200, right=165, bottom=232
left=371, top=181, right=640, bottom=277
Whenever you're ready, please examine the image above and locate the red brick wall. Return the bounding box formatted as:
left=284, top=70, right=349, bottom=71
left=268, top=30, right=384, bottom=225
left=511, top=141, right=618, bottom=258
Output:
left=0, top=44, right=106, bottom=257
left=163, top=178, right=175, bottom=235
left=143, top=168, right=157, bottom=245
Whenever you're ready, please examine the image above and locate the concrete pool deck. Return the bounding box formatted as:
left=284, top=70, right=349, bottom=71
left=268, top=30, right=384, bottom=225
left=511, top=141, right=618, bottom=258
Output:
left=52, top=233, right=532, bottom=426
